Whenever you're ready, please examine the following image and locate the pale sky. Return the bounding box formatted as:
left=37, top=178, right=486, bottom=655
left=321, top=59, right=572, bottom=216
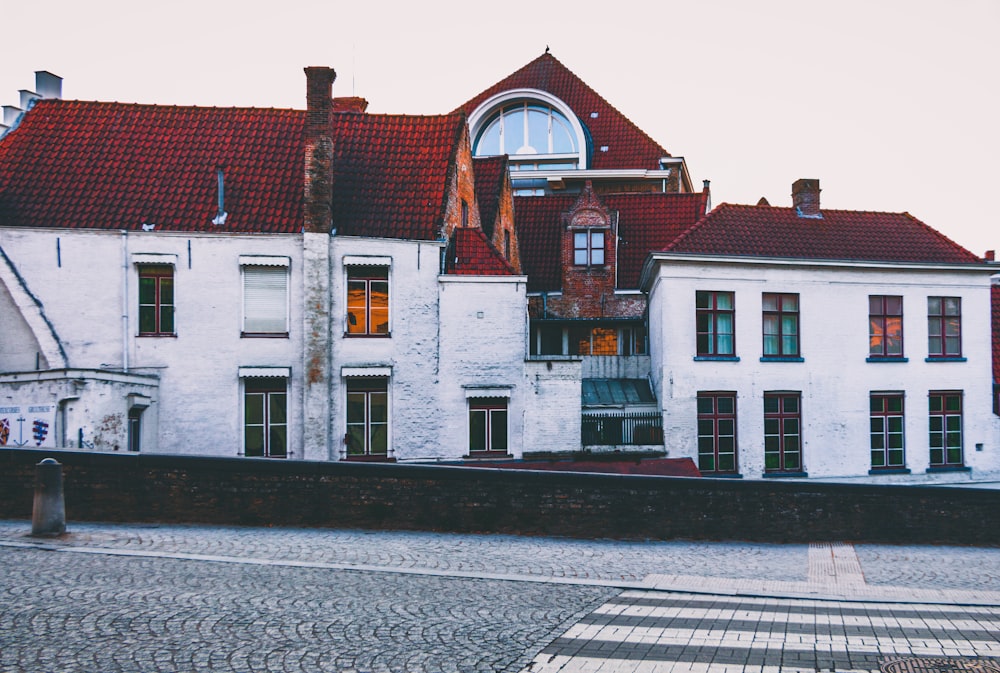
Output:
left=1, top=0, right=997, bottom=258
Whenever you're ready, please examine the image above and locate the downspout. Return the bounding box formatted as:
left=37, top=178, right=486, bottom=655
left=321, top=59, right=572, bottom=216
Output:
left=121, top=230, right=129, bottom=373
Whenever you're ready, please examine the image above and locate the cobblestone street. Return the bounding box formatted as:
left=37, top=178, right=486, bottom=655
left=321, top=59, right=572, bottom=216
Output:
left=1, top=521, right=998, bottom=672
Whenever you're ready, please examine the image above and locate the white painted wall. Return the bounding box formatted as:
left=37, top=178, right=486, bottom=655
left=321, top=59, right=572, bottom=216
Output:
left=0, top=227, right=303, bottom=457
left=648, top=257, right=999, bottom=481
left=439, top=275, right=528, bottom=458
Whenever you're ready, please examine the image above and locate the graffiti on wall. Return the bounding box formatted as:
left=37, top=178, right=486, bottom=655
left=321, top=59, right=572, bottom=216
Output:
left=0, top=405, right=55, bottom=447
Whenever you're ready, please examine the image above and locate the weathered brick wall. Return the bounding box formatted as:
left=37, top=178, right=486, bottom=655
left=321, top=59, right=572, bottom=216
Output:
left=2, top=448, right=997, bottom=545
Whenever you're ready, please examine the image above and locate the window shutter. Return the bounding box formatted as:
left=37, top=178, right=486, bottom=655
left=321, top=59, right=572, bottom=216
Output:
left=244, top=266, right=288, bottom=333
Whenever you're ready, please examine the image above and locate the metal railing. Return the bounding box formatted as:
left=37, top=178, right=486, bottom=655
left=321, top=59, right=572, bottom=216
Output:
left=581, top=411, right=663, bottom=446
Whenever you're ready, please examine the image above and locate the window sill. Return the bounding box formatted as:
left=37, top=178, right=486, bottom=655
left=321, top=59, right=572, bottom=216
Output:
left=241, top=332, right=289, bottom=339
left=926, top=465, right=971, bottom=473
left=760, top=356, right=804, bottom=363
left=342, top=454, right=396, bottom=463
left=138, top=333, right=177, bottom=338
left=762, top=471, right=808, bottom=478
left=925, top=357, right=967, bottom=363
left=868, top=468, right=911, bottom=475
left=702, top=472, right=743, bottom=479
left=866, top=356, right=908, bottom=363
left=694, top=355, right=740, bottom=362
left=343, top=333, right=392, bottom=338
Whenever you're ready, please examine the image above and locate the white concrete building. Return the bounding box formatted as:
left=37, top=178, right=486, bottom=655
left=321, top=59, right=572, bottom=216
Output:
left=643, top=179, right=1000, bottom=482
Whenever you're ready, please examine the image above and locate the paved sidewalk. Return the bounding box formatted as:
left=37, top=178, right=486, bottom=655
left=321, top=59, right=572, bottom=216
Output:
left=1, top=520, right=998, bottom=672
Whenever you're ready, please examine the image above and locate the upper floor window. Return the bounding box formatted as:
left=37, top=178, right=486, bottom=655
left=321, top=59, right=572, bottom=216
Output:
left=573, top=230, right=605, bottom=266
left=696, top=291, right=735, bottom=356
left=347, top=265, right=389, bottom=336
left=474, top=101, right=579, bottom=170
left=138, top=265, right=174, bottom=336
left=927, top=297, right=961, bottom=357
left=762, top=293, right=799, bottom=357
left=242, top=262, right=289, bottom=337
left=869, top=295, right=903, bottom=358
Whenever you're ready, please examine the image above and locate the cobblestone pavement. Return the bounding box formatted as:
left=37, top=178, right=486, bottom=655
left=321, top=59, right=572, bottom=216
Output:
left=1, top=521, right=998, bottom=672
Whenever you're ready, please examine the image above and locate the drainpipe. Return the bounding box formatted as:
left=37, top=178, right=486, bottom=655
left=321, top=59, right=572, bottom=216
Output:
left=121, top=230, right=129, bottom=373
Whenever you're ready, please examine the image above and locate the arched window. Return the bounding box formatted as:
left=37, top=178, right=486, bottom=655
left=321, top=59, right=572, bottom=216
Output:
left=470, top=91, right=587, bottom=174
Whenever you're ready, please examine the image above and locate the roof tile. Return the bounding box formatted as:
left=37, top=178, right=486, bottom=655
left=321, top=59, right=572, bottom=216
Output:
left=446, top=227, right=515, bottom=276
left=665, top=203, right=982, bottom=265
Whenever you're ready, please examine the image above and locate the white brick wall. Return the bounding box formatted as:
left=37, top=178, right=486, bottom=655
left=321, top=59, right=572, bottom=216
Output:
left=648, top=258, right=999, bottom=480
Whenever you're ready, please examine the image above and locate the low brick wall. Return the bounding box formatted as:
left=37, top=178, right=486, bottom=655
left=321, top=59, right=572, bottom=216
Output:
left=1, top=448, right=997, bottom=545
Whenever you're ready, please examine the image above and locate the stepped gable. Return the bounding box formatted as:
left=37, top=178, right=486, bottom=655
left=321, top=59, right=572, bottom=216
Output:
left=330, top=113, right=466, bottom=241
left=666, top=203, right=982, bottom=264
left=455, top=52, right=669, bottom=171
left=445, top=227, right=515, bottom=276
left=0, top=99, right=303, bottom=232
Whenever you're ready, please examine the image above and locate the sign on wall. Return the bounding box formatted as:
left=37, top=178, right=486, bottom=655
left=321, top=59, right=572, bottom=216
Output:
left=0, top=404, right=56, bottom=447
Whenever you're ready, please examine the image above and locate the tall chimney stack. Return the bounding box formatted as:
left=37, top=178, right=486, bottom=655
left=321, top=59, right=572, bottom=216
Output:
left=303, top=66, right=337, bottom=235
left=792, top=178, right=821, bottom=218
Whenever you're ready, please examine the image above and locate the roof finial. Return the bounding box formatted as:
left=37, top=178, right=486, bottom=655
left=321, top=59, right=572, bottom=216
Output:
left=545, top=45, right=550, bottom=54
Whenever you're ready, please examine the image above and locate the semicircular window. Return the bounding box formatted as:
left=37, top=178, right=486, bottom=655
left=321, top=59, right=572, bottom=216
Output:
left=474, top=101, right=579, bottom=172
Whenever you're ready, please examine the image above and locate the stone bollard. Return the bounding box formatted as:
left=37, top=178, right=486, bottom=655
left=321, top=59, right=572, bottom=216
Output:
left=31, top=458, right=66, bottom=536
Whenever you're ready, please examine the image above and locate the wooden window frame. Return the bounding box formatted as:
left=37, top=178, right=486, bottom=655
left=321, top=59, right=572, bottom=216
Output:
left=870, top=393, right=906, bottom=470
left=696, top=291, right=735, bottom=357
left=243, top=378, right=288, bottom=458
left=137, top=265, right=174, bottom=336
left=927, top=296, right=962, bottom=358
left=468, top=397, right=509, bottom=455
left=929, top=391, right=964, bottom=468
left=763, top=392, right=802, bottom=473
left=346, top=266, right=390, bottom=337
left=869, top=295, right=903, bottom=358
left=762, top=292, right=799, bottom=357
left=696, top=392, right=738, bottom=474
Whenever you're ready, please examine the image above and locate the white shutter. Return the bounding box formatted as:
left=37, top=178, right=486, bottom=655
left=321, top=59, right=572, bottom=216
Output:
left=243, top=266, right=288, bottom=333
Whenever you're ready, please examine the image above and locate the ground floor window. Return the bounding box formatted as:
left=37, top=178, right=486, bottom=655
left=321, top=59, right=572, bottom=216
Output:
left=469, top=397, right=508, bottom=454
left=929, top=391, right=963, bottom=467
left=696, top=392, right=738, bottom=474
left=763, top=392, right=801, bottom=472
left=244, top=378, right=287, bottom=458
left=346, top=378, right=389, bottom=457
left=870, top=393, right=905, bottom=469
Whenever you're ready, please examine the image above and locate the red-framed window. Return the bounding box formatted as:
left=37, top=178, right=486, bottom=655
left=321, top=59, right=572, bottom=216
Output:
left=696, top=291, right=735, bottom=356
left=764, top=393, right=802, bottom=472
left=697, top=392, right=738, bottom=474
left=138, top=265, right=174, bottom=336
left=762, top=293, right=799, bottom=356
left=869, top=295, right=903, bottom=357
left=346, top=378, right=389, bottom=457
left=244, top=378, right=287, bottom=458
left=469, top=397, right=508, bottom=454
left=927, top=297, right=961, bottom=357
left=870, top=393, right=905, bottom=469
left=573, top=229, right=604, bottom=266
left=929, top=392, right=963, bottom=467
left=347, top=266, right=389, bottom=336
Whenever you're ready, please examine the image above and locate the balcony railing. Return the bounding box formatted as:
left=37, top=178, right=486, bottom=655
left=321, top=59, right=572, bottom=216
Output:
left=581, top=411, right=663, bottom=446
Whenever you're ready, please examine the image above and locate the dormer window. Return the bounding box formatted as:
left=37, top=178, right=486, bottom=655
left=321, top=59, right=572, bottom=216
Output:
left=574, top=229, right=604, bottom=266
left=470, top=91, right=588, bottom=177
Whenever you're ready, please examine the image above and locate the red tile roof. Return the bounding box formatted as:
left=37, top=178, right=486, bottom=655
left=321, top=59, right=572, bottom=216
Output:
left=0, top=100, right=466, bottom=241
left=993, top=284, right=1000, bottom=384
left=472, top=155, right=507, bottom=238
left=0, top=100, right=304, bottom=233
left=331, top=112, right=466, bottom=240
left=445, top=227, right=515, bottom=276
left=514, top=191, right=709, bottom=292
left=455, top=53, right=670, bottom=171
left=665, top=204, right=982, bottom=265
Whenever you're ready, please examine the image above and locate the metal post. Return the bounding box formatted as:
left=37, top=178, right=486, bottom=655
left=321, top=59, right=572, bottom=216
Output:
left=31, top=458, right=66, bottom=536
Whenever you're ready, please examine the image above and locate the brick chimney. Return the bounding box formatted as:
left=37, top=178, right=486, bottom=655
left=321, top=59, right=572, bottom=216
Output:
left=792, top=178, right=821, bottom=218
left=303, top=66, right=337, bottom=234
